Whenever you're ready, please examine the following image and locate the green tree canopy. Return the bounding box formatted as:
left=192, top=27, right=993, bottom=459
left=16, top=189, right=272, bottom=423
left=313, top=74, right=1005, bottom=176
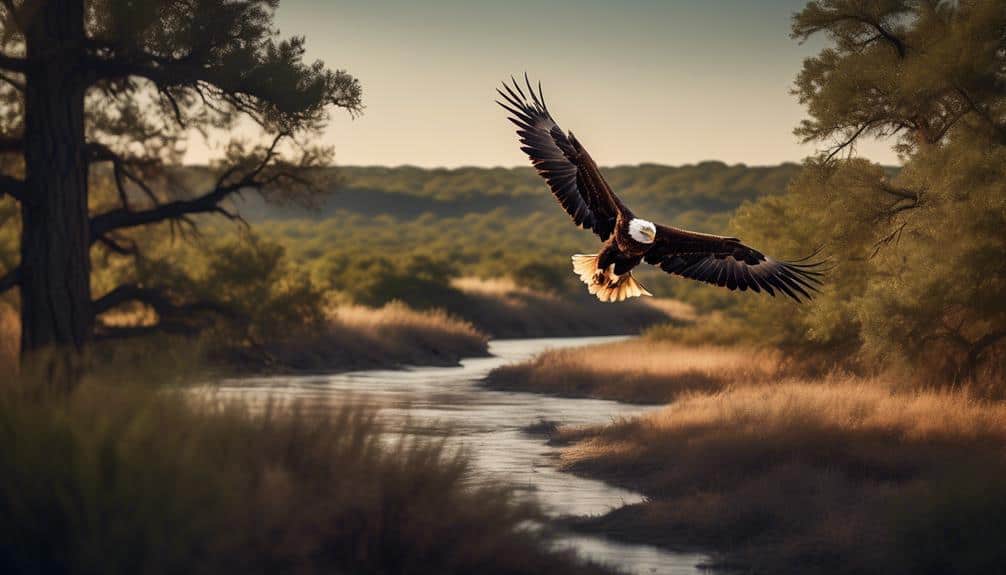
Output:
left=732, top=0, right=1004, bottom=386
left=0, top=0, right=360, bottom=362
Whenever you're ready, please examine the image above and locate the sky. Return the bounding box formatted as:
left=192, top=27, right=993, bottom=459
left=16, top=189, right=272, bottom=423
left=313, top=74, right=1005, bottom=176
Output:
left=184, top=0, right=900, bottom=168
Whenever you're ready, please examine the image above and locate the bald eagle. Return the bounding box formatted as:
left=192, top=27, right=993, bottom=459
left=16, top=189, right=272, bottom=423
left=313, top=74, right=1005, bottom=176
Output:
left=497, top=76, right=825, bottom=303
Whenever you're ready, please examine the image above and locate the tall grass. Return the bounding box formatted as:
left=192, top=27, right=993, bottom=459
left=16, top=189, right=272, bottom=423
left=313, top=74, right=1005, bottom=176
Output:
left=0, top=376, right=609, bottom=575
left=485, top=339, right=777, bottom=404
left=556, top=378, right=1006, bottom=574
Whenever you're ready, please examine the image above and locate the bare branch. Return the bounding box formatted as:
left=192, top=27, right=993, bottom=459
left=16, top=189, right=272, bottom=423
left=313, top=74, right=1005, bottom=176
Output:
left=93, top=284, right=240, bottom=339
left=824, top=120, right=876, bottom=162
left=89, top=135, right=285, bottom=240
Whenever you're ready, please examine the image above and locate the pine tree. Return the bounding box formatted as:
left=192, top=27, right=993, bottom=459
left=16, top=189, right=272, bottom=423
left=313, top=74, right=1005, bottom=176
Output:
left=0, top=0, right=361, bottom=365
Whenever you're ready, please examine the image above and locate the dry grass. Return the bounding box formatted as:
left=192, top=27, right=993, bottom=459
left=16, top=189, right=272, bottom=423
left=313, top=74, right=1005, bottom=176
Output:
left=448, top=277, right=680, bottom=338
left=556, top=378, right=1006, bottom=574
left=3, top=300, right=488, bottom=376
left=239, top=301, right=490, bottom=373
left=0, top=373, right=613, bottom=575
left=485, top=339, right=778, bottom=404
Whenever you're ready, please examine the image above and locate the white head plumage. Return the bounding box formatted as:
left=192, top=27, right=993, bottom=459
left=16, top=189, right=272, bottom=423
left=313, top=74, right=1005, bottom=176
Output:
left=628, top=218, right=657, bottom=244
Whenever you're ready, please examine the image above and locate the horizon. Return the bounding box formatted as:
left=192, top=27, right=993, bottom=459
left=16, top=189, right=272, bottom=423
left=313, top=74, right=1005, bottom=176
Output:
left=182, top=0, right=902, bottom=169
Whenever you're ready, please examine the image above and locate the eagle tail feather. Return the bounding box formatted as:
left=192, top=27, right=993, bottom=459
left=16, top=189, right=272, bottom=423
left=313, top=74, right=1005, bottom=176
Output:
left=570, top=254, right=652, bottom=302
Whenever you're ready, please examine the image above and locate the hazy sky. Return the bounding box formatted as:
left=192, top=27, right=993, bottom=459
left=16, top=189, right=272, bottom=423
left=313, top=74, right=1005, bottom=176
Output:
left=184, top=0, right=899, bottom=167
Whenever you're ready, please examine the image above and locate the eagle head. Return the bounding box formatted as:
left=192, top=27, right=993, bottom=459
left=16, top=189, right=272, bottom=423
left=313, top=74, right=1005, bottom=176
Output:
left=628, top=218, right=657, bottom=244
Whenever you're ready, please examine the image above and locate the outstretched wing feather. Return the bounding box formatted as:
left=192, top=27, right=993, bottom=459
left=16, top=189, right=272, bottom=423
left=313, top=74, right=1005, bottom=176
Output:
left=647, top=224, right=827, bottom=303
left=497, top=75, right=622, bottom=241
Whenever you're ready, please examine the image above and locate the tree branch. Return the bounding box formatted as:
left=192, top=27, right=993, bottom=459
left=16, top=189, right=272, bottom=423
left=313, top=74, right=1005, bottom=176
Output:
left=833, top=12, right=907, bottom=58
left=89, top=134, right=285, bottom=240
left=0, top=70, right=23, bottom=91
left=824, top=120, right=876, bottom=162
left=95, top=234, right=140, bottom=258
left=94, top=284, right=238, bottom=321
left=93, top=284, right=177, bottom=316
left=91, top=188, right=231, bottom=239
left=86, top=142, right=161, bottom=209
left=93, top=283, right=240, bottom=338
left=0, top=53, right=25, bottom=72
left=878, top=181, right=920, bottom=202
left=0, top=172, right=24, bottom=202
left=0, top=135, right=21, bottom=153
left=0, top=266, right=19, bottom=294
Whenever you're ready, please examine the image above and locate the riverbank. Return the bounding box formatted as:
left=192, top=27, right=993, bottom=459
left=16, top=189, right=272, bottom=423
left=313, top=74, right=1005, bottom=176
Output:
left=484, top=339, right=775, bottom=404
left=217, top=302, right=491, bottom=374
left=0, top=367, right=617, bottom=575
left=499, top=338, right=1006, bottom=574
left=218, top=281, right=687, bottom=375
left=444, top=278, right=687, bottom=339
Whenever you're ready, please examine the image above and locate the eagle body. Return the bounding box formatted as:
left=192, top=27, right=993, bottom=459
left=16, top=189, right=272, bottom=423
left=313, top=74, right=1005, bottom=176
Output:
left=498, top=75, right=825, bottom=303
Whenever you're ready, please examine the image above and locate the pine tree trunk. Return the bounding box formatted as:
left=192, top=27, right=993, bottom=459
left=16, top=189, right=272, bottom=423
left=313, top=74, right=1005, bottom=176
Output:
left=19, top=0, right=92, bottom=360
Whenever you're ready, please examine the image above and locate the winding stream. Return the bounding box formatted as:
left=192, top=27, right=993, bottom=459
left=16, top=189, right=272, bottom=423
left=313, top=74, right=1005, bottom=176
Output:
left=218, top=336, right=711, bottom=574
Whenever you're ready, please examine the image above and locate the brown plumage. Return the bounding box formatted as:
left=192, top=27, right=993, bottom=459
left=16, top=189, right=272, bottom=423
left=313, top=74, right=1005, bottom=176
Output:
left=497, top=75, right=825, bottom=303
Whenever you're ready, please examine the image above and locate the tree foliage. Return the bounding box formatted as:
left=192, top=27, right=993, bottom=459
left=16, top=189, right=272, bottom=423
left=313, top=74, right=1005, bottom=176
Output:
left=0, top=0, right=360, bottom=356
left=728, top=0, right=1005, bottom=386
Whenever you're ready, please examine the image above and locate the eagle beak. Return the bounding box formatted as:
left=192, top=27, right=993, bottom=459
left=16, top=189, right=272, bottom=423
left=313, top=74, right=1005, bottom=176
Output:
left=645, top=228, right=656, bottom=242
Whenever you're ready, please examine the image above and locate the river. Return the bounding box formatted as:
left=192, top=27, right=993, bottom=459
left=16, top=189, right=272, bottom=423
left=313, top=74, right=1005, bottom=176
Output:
left=218, top=336, right=711, bottom=574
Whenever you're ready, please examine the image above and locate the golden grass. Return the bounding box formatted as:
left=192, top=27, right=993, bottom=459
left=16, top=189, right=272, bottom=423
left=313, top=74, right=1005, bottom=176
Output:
left=243, top=301, right=489, bottom=373
left=489, top=334, right=1006, bottom=572
left=452, top=275, right=523, bottom=296
left=485, top=339, right=778, bottom=404
left=448, top=277, right=680, bottom=338
left=556, top=378, right=1006, bottom=574
left=0, top=374, right=612, bottom=575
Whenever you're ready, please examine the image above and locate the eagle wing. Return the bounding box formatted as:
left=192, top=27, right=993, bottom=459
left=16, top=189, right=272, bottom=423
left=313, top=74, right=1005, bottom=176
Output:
left=645, top=225, right=826, bottom=302
left=497, top=76, right=624, bottom=241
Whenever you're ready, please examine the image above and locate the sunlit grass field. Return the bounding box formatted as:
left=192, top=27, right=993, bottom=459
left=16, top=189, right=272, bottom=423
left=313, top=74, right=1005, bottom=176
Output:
left=485, top=339, right=778, bottom=404
left=506, top=340, right=1006, bottom=574
left=249, top=299, right=492, bottom=372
